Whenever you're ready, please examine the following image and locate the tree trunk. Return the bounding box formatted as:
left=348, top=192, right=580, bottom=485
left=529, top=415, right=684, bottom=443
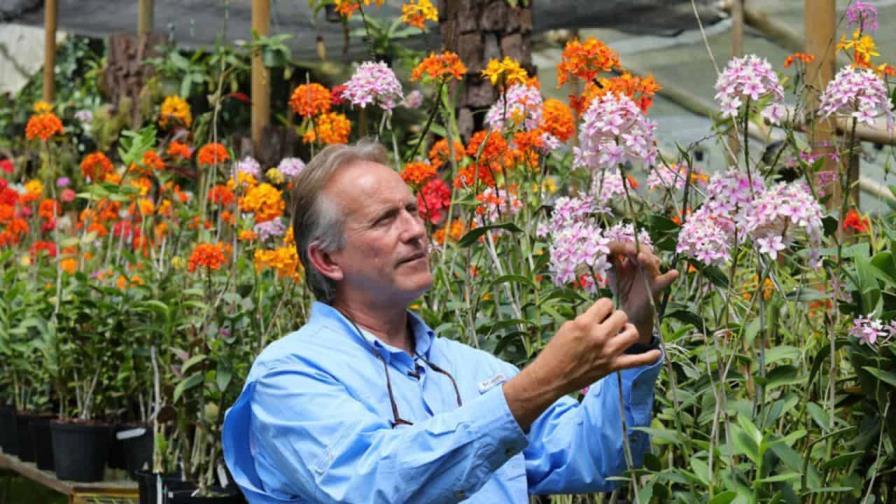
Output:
left=102, top=33, right=165, bottom=127
left=439, top=0, right=533, bottom=138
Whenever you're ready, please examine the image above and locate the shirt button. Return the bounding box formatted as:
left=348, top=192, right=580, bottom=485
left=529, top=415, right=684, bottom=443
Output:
left=455, top=490, right=466, bottom=499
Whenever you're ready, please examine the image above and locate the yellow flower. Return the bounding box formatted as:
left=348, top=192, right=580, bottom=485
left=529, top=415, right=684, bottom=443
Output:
left=401, top=0, right=438, bottom=30
left=254, top=247, right=303, bottom=282
left=138, top=198, right=155, bottom=215
left=266, top=167, right=285, bottom=184
left=33, top=100, right=53, bottom=113
left=239, top=183, right=285, bottom=223
left=24, top=179, right=44, bottom=198
left=481, top=57, right=527, bottom=88
left=227, top=171, right=259, bottom=191
left=171, top=256, right=186, bottom=269
left=159, top=96, right=193, bottom=129
left=837, top=30, right=879, bottom=68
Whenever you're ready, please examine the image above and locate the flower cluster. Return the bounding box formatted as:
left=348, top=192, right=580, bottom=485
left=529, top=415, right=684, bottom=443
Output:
left=484, top=83, right=543, bottom=132
left=80, top=152, right=115, bottom=182
left=159, top=96, right=192, bottom=129
left=240, top=183, right=285, bottom=223
left=235, top=156, right=262, bottom=178
left=303, top=112, right=352, bottom=145
left=417, top=178, right=451, bottom=223
left=549, top=222, right=611, bottom=293
left=714, top=54, right=785, bottom=124
left=557, top=37, right=620, bottom=86
left=481, top=57, right=527, bottom=88
left=254, top=218, right=287, bottom=241
left=541, top=99, right=575, bottom=143
left=25, top=112, right=64, bottom=141
left=254, top=246, right=302, bottom=281
left=837, top=29, right=880, bottom=68
left=850, top=315, right=895, bottom=346
left=289, top=83, right=332, bottom=118
left=411, top=52, right=467, bottom=82
left=428, top=138, right=465, bottom=169
left=847, top=1, right=879, bottom=33
left=574, top=92, right=657, bottom=171
left=819, top=66, right=894, bottom=127
left=646, top=163, right=707, bottom=191
left=401, top=161, right=437, bottom=186
left=277, top=157, right=305, bottom=178
left=741, top=181, right=824, bottom=263
left=475, top=187, right=523, bottom=224
left=400, top=0, right=437, bottom=30
left=188, top=243, right=227, bottom=272
left=605, top=222, right=653, bottom=249
left=197, top=143, right=230, bottom=167
left=342, top=61, right=404, bottom=111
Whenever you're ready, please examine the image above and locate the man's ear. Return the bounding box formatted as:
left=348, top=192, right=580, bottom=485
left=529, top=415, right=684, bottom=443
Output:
left=307, top=241, right=343, bottom=282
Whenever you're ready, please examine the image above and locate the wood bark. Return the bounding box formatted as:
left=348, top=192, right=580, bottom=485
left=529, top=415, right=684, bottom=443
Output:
left=102, top=33, right=166, bottom=127
left=439, top=0, right=533, bottom=138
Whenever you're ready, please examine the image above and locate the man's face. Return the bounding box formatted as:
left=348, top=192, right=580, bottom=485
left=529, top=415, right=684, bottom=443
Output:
left=325, top=161, right=433, bottom=305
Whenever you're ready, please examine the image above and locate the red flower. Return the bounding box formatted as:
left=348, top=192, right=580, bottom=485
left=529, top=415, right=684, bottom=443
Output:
left=31, top=240, right=57, bottom=258
left=228, top=92, right=251, bottom=104
left=331, top=84, right=347, bottom=106
left=417, top=178, right=451, bottom=224
left=0, top=159, right=13, bottom=174
left=842, top=209, right=870, bottom=233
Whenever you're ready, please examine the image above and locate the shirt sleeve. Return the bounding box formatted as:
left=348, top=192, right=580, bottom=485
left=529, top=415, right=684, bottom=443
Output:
left=523, top=353, right=663, bottom=495
left=240, top=359, right=529, bottom=503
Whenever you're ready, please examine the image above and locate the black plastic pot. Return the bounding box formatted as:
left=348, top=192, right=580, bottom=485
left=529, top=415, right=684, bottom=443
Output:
left=107, top=424, right=127, bottom=470
left=15, top=413, right=52, bottom=462
left=28, top=416, right=55, bottom=471
left=136, top=470, right=188, bottom=504
left=0, top=405, right=17, bottom=455
left=119, top=425, right=153, bottom=475
left=50, top=420, right=110, bottom=482
left=167, top=486, right=245, bottom=504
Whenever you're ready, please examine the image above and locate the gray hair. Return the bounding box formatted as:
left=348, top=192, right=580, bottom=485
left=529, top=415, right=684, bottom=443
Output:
left=290, top=140, right=389, bottom=303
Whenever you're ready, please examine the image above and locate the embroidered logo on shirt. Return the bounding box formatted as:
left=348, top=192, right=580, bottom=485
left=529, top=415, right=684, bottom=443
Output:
left=478, top=373, right=507, bottom=394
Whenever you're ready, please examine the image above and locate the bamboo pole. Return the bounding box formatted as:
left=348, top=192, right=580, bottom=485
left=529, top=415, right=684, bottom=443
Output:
left=138, top=0, right=154, bottom=36
left=804, top=0, right=839, bottom=206
left=251, top=0, right=271, bottom=150
left=42, top=0, right=57, bottom=102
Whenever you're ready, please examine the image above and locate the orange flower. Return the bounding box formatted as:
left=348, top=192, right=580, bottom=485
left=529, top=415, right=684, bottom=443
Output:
left=433, top=219, right=467, bottom=244
left=208, top=185, right=236, bottom=206
left=453, top=163, right=496, bottom=189
left=783, top=52, right=815, bottom=68
left=401, top=161, right=437, bottom=186
left=81, top=152, right=115, bottom=181
left=428, top=138, right=465, bottom=169
left=167, top=141, right=192, bottom=161
left=188, top=242, right=227, bottom=272
left=303, top=112, right=351, bottom=145
left=25, top=113, right=64, bottom=141
left=333, top=0, right=384, bottom=18
left=254, top=246, right=303, bottom=282
left=557, top=37, right=620, bottom=86
left=541, top=99, right=575, bottom=142
left=596, top=73, right=661, bottom=112
left=197, top=143, right=230, bottom=167
left=60, top=258, right=77, bottom=275
left=401, top=0, right=437, bottom=29
left=411, top=52, right=467, bottom=82
left=21, top=180, right=43, bottom=204
left=843, top=208, right=870, bottom=233
left=466, top=130, right=510, bottom=169
left=876, top=63, right=896, bottom=77
left=38, top=199, right=59, bottom=220
left=239, top=229, right=257, bottom=242
left=130, top=150, right=165, bottom=176
left=289, top=83, right=332, bottom=118
left=239, top=183, right=285, bottom=223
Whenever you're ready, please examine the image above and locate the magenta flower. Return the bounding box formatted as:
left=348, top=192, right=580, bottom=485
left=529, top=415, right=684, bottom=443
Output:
left=676, top=205, right=734, bottom=267
left=605, top=222, right=653, bottom=249
left=846, top=1, right=878, bottom=33
left=475, top=187, right=523, bottom=225
left=743, top=181, right=824, bottom=265
left=714, top=54, right=785, bottom=124
left=254, top=218, right=287, bottom=240
left=850, top=316, right=888, bottom=345
left=484, top=83, right=543, bottom=132
left=548, top=221, right=611, bottom=293
left=235, top=156, right=261, bottom=178
left=342, top=61, right=404, bottom=111
left=819, top=66, right=894, bottom=127
left=574, top=92, right=657, bottom=171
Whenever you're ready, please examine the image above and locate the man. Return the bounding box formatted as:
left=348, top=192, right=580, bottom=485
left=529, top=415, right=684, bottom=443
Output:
left=223, top=141, right=678, bottom=503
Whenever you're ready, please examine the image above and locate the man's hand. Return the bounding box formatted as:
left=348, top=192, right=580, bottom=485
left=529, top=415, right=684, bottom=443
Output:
left=503, top=299, right=662, bottom=430
left=607, top=241, right=678, bottom=345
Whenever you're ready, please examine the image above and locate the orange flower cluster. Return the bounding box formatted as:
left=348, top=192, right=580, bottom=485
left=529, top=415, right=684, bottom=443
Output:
left=557, top=37, right=620, bottom=86
left=25, top=113, right=64, bottom=141
left=80, top=152, right=115, bottom=182
left=428, top=138, right=465, bottom=169
left=466, top=130, right=513, bottom=170
left=254, top=246, right=303, bottom=282
left=188, top=242, right=227, bottom=272
left=433, top=219, right=468, bottom=245
left=167, top=141, right=192, bottom=161
left=197, top=143, right=230, bottom=167
left=289, top=83, right=332, bottom=118
left=453, top=163, right=496, bottom=189
left=783, top=52, right=815, bottom=68
left=303, top=112, right=351, bottom=145
left=401, top=161, right=437, bottom=186
left=130, top=150, right=165, bottom=176
left=541, top=99, right=575, bottom=142
left=0, top=178, right=27, bottom=247
left=208, top=185, right=236, bottom=207
left=401, top=0, right=437, bottom=29
left=239, top=183, right=285, bottom=223
left=843, top=209, right=870, bottom=233
left=411, top=52, right=467, bottom=82
left=333, top=0, right=384, bottom=18
left=159, top=96, right=192, bottom=129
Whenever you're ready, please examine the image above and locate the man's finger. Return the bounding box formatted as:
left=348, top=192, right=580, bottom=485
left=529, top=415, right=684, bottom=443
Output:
left=607, top=241, right=637, bottom=258
left=614, top=349, right=662, bottom=370
left=583, top=298, right=614, bottom=324
left=607, top=323, right=640, bottom=354
left=652, top=270, right=679, bottom=294
left=599, top=309, right=629, bottom=334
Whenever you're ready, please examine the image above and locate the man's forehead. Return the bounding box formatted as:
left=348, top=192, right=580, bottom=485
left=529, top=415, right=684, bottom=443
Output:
left=326, top=161, right=413, bottom=213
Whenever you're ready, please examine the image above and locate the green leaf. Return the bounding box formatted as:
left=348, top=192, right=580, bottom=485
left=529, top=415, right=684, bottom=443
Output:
left=761, top=365, right=802, bottom=390
left=861, top=366, right=896, bottom=387
left=821, top=451, right=863, bottom=470
left=806, top=402, right=830, bottom=431
left=690, top=457, right=710, bottom=485
left=707, top=491, right=737, bottom=504
left=457, top=223, right=523, bottom=248
left=181, top=354, right=207, bottom=374
left=173, top=372, right=204, bottom=403
left=755, top=472, right=801, bottom=483
left=216, top=365, right=233, bottom=392
left=631, top=426, right=685, bottom=445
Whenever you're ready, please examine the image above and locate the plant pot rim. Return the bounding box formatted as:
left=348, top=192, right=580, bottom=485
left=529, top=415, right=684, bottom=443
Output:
left=51, top=418, right=111, bottom=428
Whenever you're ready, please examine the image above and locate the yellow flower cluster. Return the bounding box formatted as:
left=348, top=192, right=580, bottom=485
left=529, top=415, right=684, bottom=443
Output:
left=482, top=57, right=528, bottom=88
left=837, top=29, right=880, bottom=68
left=159, top=96, right=193, bottom=129
left=254, top=247, right=303, bottom=282
left=401, top=0, right=438, bottom=30
left=239, top=183, right=285, bottom=223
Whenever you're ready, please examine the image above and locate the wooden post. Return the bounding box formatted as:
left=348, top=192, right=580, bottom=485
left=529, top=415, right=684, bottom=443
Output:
left=138, top=0, right=154, bottom=36
left=43, top=0, right=57, bottom=102
left=804, top=0, right=839, bottom=206
left=727, top=0, right=744, bottom=165
left=251, top=0, right=271, bottom=151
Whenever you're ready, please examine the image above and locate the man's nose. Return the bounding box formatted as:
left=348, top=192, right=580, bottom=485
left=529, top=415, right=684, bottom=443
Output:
left=399, top=208, right=427, bottom=242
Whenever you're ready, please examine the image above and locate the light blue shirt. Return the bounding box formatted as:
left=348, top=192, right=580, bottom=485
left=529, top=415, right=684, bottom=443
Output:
left=223, top=302, right=661, bottom=503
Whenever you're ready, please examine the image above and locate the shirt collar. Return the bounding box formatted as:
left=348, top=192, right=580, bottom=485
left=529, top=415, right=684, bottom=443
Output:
left=309, top=301, right=436, bottom=361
